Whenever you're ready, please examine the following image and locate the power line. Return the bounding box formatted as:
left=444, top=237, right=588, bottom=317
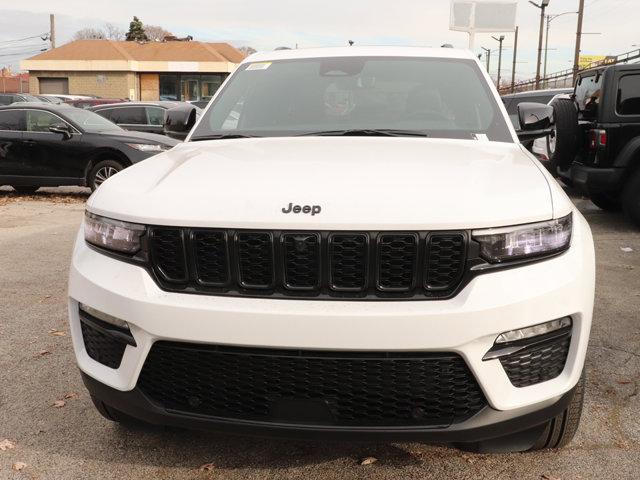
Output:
left=0, top=48, right=47, bottom=58
left=0, top=33, right=49, bottom=46
left=0, top=43, right=49, bottom=52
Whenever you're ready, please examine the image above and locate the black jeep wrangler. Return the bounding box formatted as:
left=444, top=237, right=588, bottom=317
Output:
left=549, top=63, right=640, bottom=226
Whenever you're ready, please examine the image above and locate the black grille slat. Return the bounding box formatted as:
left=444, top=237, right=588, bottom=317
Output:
left=282, top=233, right=320, bottom=290
left=377, top=234, right=418, bottom=291
left=425, top=234, right=466, bottom=291
left=138, top=342, right=487, bottom=427
left=329, top=234, right=368, bottom=292
left=147, top=228, right=468, bottom=299
left=80, top=320, right=127, bottom=369
left=149, top=228, right=188, bottom=283
left=500, top=334, right=571, bottom=388
left=192, top=230, right=230, bottom=286
left=236, top=232, right=274, bottom=289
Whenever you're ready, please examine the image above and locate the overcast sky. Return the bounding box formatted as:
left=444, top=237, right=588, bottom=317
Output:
left=1, top=0, right=637, bottom=81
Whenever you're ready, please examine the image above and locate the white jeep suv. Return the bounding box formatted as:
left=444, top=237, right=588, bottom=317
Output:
left=69, top=47, right=595, bottom=453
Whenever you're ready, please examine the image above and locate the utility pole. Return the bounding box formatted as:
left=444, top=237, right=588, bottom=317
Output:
left=511, top=26, right=519, bottom=93
left=492, top=35, right=505, bottom=88
left=543, top=15, right=550, bottom=85
left=49, top=14, right=56, bottom=49
left=530, top=0, right=550, bottom=90
left=573, top=0, right=585, bottom=82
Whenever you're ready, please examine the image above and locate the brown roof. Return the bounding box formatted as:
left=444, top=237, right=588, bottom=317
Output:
left=27, top=39, right=244, bottom=63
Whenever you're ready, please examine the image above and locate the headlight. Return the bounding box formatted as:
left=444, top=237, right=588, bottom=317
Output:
left=84, top=212, right=145, bottom=254
left=125, top=143, right=170, bottom=152
left=473, top=213, right=572, bottom=263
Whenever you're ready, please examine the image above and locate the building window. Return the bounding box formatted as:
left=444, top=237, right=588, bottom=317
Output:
left=200, top=75, right=225, bottom=101
left=180, top=76, right=200, bottom=101
left=159, top=74, right=178, bottom=101
left=159, top=73, right=227, bottom=102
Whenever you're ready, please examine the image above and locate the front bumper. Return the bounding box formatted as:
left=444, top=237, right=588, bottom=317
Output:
left=68, top=210, right=595, bottom=437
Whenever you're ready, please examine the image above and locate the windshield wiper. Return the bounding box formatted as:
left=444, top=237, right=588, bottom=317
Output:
left=296, top=129, right=428, bottom=138
left=190, top=133, right=259, bottom=141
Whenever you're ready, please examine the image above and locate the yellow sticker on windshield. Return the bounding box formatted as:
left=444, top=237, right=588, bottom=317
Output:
left=246, top=62, right=272, bottom=71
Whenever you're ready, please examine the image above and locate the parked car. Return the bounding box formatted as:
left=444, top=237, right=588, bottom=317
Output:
left=0, top=103, right=178, bottom=192
left=66, top=98, right=128, bottom=109
left=0, top=93, right=45, bottom=105
left=502, top=88, right=573, bottom=129
left=548, top=64, right=640, bottom=224
left=35, top=95, right=65, bottom=104
left=70, top=47, right=595, bottom=453
left=89, top=101, right=201, bottom=137
left=39, top=94, right=98, bottom=102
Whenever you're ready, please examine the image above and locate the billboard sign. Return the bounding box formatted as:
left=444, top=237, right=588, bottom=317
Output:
left=450, top=1, right=518, bottom=48
left=579, top=55, right=616, bottom=70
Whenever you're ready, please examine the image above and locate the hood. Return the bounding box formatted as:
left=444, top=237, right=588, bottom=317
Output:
left=88, top=137, right=554, bottom=230
left=100, top=129, right=180, bottom=146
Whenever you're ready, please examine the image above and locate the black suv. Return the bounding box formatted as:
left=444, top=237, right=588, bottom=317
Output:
left=550, top=64, right=640, bottom=225
left=0, top=103, right=178, bottom=192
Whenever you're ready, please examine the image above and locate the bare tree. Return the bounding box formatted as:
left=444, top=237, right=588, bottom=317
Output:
left=104, top=23, right=125, bottom=41
left=73, top=27, right=106, bottom=40
left=238, top=46, right=257, bottom=57
left=144, top=25, right=174, bottom=42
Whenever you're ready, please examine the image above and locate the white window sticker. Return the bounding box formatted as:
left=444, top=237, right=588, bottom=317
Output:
left=473, top=133, right=489, bottom=141
left=246, top=62, right=272, bottom=71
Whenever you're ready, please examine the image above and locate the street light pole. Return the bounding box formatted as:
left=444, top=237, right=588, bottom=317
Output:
left=530, top=0, right=550, bottom=90
left=492, top=35, right=505, bottom=88
left=511, top=26, right=519, bottom=93
left=543, top=11, right=578, bottom=87
left=481, top=47, right=491, bottom=74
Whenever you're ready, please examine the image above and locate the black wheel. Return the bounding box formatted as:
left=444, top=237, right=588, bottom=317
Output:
left=549, top=97, right=579, bottom=170
left=88, top=160, right=124, bottom=191
left=12, top=186, right=39, bottom=194
left=529, top=370, right=586, bottom=450
left=90, top=395, right=144, bottom=427
left=590, top=192, right=622, bottom=211
left=622, top=167, right=640, bottom=228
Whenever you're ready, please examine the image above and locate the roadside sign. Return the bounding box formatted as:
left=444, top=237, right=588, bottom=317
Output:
left=450, top=1, right=518, bottom=49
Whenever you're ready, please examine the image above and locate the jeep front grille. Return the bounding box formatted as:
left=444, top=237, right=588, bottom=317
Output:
left=137, top=343, right=487, bottom=427
left=148, top=228, right=467, bottom=299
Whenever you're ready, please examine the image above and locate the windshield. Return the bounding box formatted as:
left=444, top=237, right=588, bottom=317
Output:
left=190, top=56, right=512, bottom=142
left=64, top=108, right=123, bottom=133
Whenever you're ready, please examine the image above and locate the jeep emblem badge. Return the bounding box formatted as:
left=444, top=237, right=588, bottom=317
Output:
left=281, top=203, right=321, bottom=216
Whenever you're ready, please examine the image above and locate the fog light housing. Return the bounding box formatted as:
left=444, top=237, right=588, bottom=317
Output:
left=495, top=317, right=572, bottom=344
left=79, top=303, right=128, bottom=329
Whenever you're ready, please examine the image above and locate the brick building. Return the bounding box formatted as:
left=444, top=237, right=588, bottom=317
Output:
left=20, top=39, right=243, bottom=101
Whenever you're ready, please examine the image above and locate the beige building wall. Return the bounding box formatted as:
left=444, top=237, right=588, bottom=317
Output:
left=29, top=71, right=139, bottom=99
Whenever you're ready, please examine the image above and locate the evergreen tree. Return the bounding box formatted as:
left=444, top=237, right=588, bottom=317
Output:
left=126, top=16, right=148, bottom=41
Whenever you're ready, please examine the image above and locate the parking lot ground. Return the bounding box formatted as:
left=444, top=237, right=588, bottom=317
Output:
left=0, top=187, right=639, bottom=480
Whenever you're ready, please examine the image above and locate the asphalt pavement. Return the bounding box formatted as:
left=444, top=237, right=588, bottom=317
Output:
left=0, top=186, right=638, bottom=480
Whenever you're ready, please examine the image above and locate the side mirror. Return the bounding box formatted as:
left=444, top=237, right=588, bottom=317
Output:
left=516, top=102, right=554, bottom=142
left=164, top=105, right=197, bottom=140
left=49, top=123, right=72, bottom=140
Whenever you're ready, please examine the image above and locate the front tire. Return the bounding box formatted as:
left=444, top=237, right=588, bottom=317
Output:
left=529, top=369, right=586, bottom=450
left=88, top=160, right=124, bottom=191
left=590, top=192, right=622, bottom=212
left=622, top=168, right=640, bottom=228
